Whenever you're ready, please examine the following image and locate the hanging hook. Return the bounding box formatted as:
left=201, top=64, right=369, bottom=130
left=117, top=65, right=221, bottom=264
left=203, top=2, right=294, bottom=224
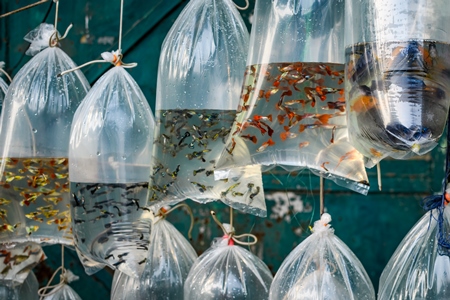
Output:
left=48, top=0, right=73, bottom=47
left=210, top=210, right=258, bottom=246
left=234, top=0, right=250, bottom=10
left=0, top=62, right=12, bottom=82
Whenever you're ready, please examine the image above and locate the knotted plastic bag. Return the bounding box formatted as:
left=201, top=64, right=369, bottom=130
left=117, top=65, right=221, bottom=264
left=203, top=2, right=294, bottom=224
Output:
left=215, top=0, right=369, bottom=194
left=0, top=242, right=46, bottom=283
left=345, top=0, right=450, bottom=166
left=110, top=212, right=197, bottom=299
left=269, top=213, right=375, bottom=300
left=0, top=270, right=39, bottom=300
left=69, top=62, right=155, bottom=278
left=148, top=0, right=267, bottom=217
left=378, top=208, right=450, bottom=299
left=184, top=224, right=273, bottom=300
left=40, top=269, right=81, bottom=300
left=0, top=23, right=90, bottom=246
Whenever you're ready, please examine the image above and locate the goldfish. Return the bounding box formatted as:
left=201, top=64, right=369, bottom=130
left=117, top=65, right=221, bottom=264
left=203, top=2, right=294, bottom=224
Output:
left=256, top=138, right=275, bottom=152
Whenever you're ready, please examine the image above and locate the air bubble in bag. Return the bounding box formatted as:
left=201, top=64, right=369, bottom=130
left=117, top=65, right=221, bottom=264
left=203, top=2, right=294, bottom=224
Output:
left=184, top=225, right=273, bottom=300
left=110, top=216, right=197, bottom=300
left=378, top=207, right=450, bottom=299
left=69, top=64, right=155, bottom=278
left=269, top=214, right=375, bottom=300
left=0, top=23, right=90, bottom=246
left=214, top=0, right=369, bottom=195
left=345, top=0, right=450, bottom=166
left=148, top=0, right=267, bottom=217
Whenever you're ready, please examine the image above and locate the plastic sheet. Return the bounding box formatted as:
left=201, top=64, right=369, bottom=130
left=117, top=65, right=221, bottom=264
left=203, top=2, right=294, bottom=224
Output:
left=269, top=213, right=375, bottom=300
left=0, top=271, right=39, bottom=300
left=215, top=0, right=369, bottom=195
left=345, top=0, right=450, bottom=167
left=378, top=208, right=450, bottom=299
left=0, top=63, right=8, bottom=111
left=0, top=23, right=90, bottom=246
left=148, top=0, right=267, bottom=216
left=184, top=225, right=273, bottom=300
left=0, top=242, right=46, bottom=283
left=69, top=64, right=154, bottom=278
left=110, top=214, right=197, bottom=300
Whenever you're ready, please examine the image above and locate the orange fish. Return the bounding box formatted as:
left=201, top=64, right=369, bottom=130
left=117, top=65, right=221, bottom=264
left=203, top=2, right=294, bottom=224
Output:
left=321, top=162, right=330, bottom=171
left=299, top=141, right=310, bottom=148
left=369, top=148, right=383, bottom=158
left=336, top=149, right=361, bottom=169
left=256, top=138, right=275, bottom=152
left=253, top=114, right=273, bottom=122
left=350, top=95, right=376, bottom=112
left=280, top=131, right=297, bottom=141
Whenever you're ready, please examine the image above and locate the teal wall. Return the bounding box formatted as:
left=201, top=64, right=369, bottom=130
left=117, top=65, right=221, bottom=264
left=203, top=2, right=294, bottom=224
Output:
left=0, top=0, right=445, bottom=298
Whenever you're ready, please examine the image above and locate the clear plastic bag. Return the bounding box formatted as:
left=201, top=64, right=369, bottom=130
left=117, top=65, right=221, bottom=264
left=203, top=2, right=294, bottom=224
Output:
left=378, top=208, right=450, bottom=299
left=148, top=0, right=267, bottom=217
left=69, top=65, right=155, bottom=277
left=0, top=242, right=46, bottom=283
left=184, top=226, right=273, bottom=300
left=345, top=0, right=450, bottom=167
left=41, top=270, right=82, bottom=300
left=110, top=216, right=197, bottom=300
left=269, top=214, right=375, bottom=300
left=0, top=270, right=39, bottom=300
left=0, top=23, right=90, bottom=246
left=0, top=63, right=8, bottom=111
left=214, top=0, right=369, bottom=195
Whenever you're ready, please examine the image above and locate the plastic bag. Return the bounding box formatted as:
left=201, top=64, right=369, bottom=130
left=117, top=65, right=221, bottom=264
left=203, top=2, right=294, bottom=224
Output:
left=0, top=23, right=90, bottom=246
left=378, top=208, right=450, bottom=299
left=184, top=225, right=273, bottom=300
left=0, top=62, right=8, bottom=111
left=41, top=270, right=81, bottom=300
left=110, top=214, right=197, bottom=300
left=214, top=0, right=369, bottom=195
left=269, top=213, right=375, bottom=300
left=0, top=242, right=46, bottom=283
left=148, top=0, right=267, bottom=217
left=344, top=0, right=450, bottom=167
left=69, top=64, right=155, bottom=278
left=0, top=270, right=39, bottom=300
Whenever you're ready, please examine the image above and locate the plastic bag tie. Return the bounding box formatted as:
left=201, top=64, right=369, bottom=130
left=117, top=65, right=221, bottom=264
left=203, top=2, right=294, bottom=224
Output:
left=58, top=50, right=137, bottom=77
left=24, top=22, right=72, bottom=56
left=210, top=210, right=257, bottom=246
left=153, top=203, right=194, bottom=240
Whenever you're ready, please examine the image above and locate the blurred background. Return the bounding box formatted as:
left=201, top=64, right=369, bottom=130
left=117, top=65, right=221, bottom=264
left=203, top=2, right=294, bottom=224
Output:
left=0, top=0, right=445, bottom=298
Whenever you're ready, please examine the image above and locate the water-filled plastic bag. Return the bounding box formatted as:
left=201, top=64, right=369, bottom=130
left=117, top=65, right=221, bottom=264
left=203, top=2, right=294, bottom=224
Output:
left=0, top=23, right=89, bottom=246
left=378, top=208, right=450, bottom=299
left=0, top=270, right=39, bottom=300
left=345, top=0, right=450, bottom=166
left=184, top=226, right=273, bottom=300
left=215, top=0, right=369, bottom=194
left=0, top=69, right=8, bottom=111
left=269, top=213, right=375, bottom=300
left=69, top=64, right=154, bottom=277
left=148, top=0, right=267, bottom=216
left=41, top=270, right=82, bottom=300
left=0, top=242, right=45, bottom=283
left=111, top=214, right=197, bottom=299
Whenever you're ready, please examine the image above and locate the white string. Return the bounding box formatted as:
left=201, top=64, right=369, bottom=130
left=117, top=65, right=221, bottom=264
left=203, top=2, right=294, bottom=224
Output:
left=118, top=0, right=124, bottom=54
left=320, top=176, right=324, bottom=215
left=234, top=0, right=249, bottom=10
left=38, top=245, right=66, bottom=299
left=210, top=210, right=258, bottom=246
left=0, top=63, right=12, bottom=82
left=49, top=0, right=72, bottom=47
left=155, top=203, right=194, bottom=240
left=0, top=0, right=50, bottom=19
left=377, top=162, right=382, bottom=191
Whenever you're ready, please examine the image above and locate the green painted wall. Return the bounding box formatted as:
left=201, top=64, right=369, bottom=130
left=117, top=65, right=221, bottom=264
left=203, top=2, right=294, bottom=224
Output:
left=0, top=0, right=446, bottom=298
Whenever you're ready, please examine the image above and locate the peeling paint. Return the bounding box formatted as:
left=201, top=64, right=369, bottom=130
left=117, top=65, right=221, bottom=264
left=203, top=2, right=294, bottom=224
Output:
left=266, top=191, right=304, bottom=223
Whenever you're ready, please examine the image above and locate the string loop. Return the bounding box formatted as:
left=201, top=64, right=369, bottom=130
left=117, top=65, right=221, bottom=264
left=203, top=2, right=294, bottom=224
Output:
left=154, top=203, right=194, bottom=240
left=210, top=210, right=258, bottom=246
left=234, top=0, right=249, bottom=10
